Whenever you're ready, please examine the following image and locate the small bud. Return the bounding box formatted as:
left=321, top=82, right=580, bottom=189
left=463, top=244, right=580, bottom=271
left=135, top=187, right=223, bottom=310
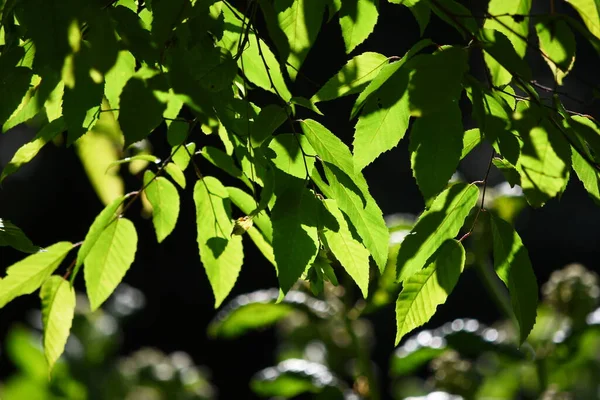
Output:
left=231, top=216, right=253, bottom=236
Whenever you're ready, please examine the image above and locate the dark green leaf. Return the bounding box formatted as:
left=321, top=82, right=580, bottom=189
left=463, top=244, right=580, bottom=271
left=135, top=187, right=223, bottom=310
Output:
left=428, top=0, right=478, bottom=37
left=479, top=28, right=532, bottom=86
left=410, top=105, right=464, bottom=202
left=0, top=66, right=32, bottom=128
left=493, top=158, right=521, bottom=187
left=490, top=214, right=538, bottom=343
left=151, top=0, right=188, bottom=46
left=200, top=146, right=253, bottom=188
left=110, top=5, right=158, bottom=64
left=251, top=104, right=288, bottom=148
left=396, top=183, right=478, bottom=282
left=0, top=219, right=39, bottom=253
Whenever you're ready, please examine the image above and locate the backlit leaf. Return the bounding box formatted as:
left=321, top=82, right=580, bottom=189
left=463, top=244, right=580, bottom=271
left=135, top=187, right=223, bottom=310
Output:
left=311, top=51, right=388, bottom=102
left=143, top=171, right=180, bottom=243
left=164, top=163, right=186, bottom=188
left=0, top=242, right=72, bottom=308
left=490, top=214, right=538, bottom=343
left=321, top=199, right=370, bottom=298
left=536, top=18, right=576, bottom=85
left=194, top=177, right=244, bottom=308
left=396, top=183, right=478, bottom=282
left=40, top=276, right=75, bottom=373
left=353, top=65, right=410, bottom=171
left=200, top=146, right=253, bottom=189
left=409, top=105, right=464, bottom=202
left=171, top=142, right=196, bottom=171
left=251, top=104, right=288, bottom=148
left=461, top=128, right=483, bottom=159
left=395, top=239, right=465, bottom=344
left=339, top=0, right=379, bottom=54
left=84, top=217, right=137, bottom=311
left=104, top=50, right=136, bottom=110
left=565, top=0, right=600, bottom=40
left=0, top=219, right=39, bottom=253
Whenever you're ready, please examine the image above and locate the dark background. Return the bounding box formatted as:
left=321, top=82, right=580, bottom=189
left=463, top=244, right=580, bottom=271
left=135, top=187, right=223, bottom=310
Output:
left=1, top=0, right=599, bottom=398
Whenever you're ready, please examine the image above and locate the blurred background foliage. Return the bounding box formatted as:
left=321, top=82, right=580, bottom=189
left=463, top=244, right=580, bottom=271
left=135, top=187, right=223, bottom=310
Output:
left=3, top=181, right=600, bottom=399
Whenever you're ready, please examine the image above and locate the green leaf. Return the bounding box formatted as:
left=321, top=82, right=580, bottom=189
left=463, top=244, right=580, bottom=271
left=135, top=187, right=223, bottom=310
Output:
left=104, top=50, right=136, bottom=110
left=565, top=0, right=600, bottom=40
left=247, top=226, right=277, bottom=267
left=493, top=158, right=521, bottom=187
left=210, top=302, right=293, bottom=338
left=200, top=146, right=253, bottom=189
left=118, top=73, right=166, bottom=146
left=274, top=0, right=325, bottom=80
left=0, top=242, right=73, bottom=308
left=0, top=66, right=33, bottom=128
left=40, top=276, right=75, bottom=373
left=84, top=217, right=137, bottom=311
left=110, top=5, right=158, bottom=64
left=322, top=199, right=370, bottom=297
left=184, top=44, right=238, bottom=93
left=571, top=117, right=600, bottom=203
left=143, top=171, right=180, bottom=243
left=220, top=2, right=292, bottom=101
left=351, top=38, right=434, bottom=119
left=461, top=128, right=483, bottom=159
left=395, top=239, right=465, bottom=345
left=164, top=162, right=186, bottom=188
left=479, top=28, right=532, bottom=87
left=75, top=131, right=125, bottom=206
left=290, top=97, right=324, bottom=115
left=406, top=46, right=468, bottom=117
left=536, top=18, right=576, bottom=85
left=396, top=183, right=478, bottom=282
left=106, top=154, right=160, bottom=173
left=76, top=196, right=125, bottom=270
left=194, top=177, right=244, bottom=308
left=268, top=133, right=316, bottom=181
left=428, top=0, right=478, bottom=36
left=227, top=186, right=274, bottom=242
left=299, top=120, right=389, bottom=270
left=339, top=0, right=379, bottom=54
left=1, top=118, right=65, bottom=183
left=409, top=105, right=464, bottom=202
left=514, top=105, right=571, bottom=207
left=171, top=142, right=196, bottom=170
left=271, top=180, right=321, bottom=293
left=490, top=214, right=538, bottom=343
left=352, top=66, right=410, bottom=171
left=251, top=104, right=288, bottom=148
left=311, top=51, right=388, bottom=102
left=0, top=219, right=39, bottom=253
left=150, top=0, right=187, bottom=46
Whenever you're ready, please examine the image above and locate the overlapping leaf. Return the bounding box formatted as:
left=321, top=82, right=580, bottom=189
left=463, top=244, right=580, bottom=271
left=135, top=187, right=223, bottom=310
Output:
left=143, top=171, right=180, bottom=243
left=339, top=0, right=379, bottom=54
left=194, top=177, right=244, bottom=308
left=395, top=239, right=465, bottom=344
left=396, top=183, right=478, bottom=282
left=0, top=242, right=73, bottom=308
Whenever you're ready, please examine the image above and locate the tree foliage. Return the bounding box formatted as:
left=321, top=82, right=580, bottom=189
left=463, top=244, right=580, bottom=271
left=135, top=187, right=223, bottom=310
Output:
left=1, top=0, right=599, bottom=382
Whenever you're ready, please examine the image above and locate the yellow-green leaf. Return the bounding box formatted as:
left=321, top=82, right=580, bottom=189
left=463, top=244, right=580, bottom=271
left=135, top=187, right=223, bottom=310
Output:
left=143, top=171, right=180, bottom=243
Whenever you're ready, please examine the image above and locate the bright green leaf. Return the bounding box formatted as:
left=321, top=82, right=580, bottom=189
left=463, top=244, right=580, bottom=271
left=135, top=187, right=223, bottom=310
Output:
left=396, top=183, right=478, bottom=282
left=200, top=146, right=253, bottom=189
left=353, top=66, right=410, bottom=171
left=461, top=128, right=483, bottom=159
left=565, top=0, right=600, bottom=40
left=300, top=119, right=354, bottom=176
left=0, top=219, right=39, bottom=253
left=311, top=52, right=388, bottom=102
left=106, top=154, right=159, bottom=173
left=164, top=162, right=186, bottom=188
left=290, top=97, right=324, bottom=115
left=274, top=0, right=325, bottom=80
left=536, top=18, right=576, bottom=85
left=395, top=239, right=465, bottom=344
left=0, top=242, right=72, bottom=308
left=409, top=105, right=464, bottom=202
left=1, top=118, right=65, bottom=183
left=84, top=217, right=137, bottom=311
left=144, top=170, right=180, bottom=243
left=194, top=177, right=244, bottom=308
left=227, top=186, right=274, bottom=242
left=209, top=301, right=293, bottom=338
left=479, top=28, right=532, bottom=87
left=322, top=199, right=370, bottom=297
left=104, top=50, right=136, bottom=110
left=171, top=142, right=196, bottom=171
left=490, top=214, right=538, bottom=343
left=339, top=0, right=379, bottom=54
left=40, top=276, right=75, bottom=373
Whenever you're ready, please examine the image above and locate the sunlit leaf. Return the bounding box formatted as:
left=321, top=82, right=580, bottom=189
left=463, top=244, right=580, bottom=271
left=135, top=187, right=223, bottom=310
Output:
left=321, top=199, right=370, bottom=297
left=84, top=217, right=137, bottom=311
left=104, top=50, right=136, bottom=110
left=461, top=128, right=483, bottom=159
left=490, top=214, right=538, bottom=343
left=251, top=104, right=287, bottom=148
left=40, top=276, right=75, bottom=373
left=274, top=0, right=325, bottom=80
left=410, top=105, right=463, bottom=202
left=396, top=183, right=478, bottom=282
left=1, top=118, right=65, bottom=183
left=536, top=18, right=576, bottom=85
left=227, top=186, right=273, bottom=242
left=339, top=0, right=379, bottom=54
left=353, top=66, right=410, bottom=171
left=395, top=239, right=465, bottom=344
left=163, top=162, right=186, bottom=188
left=565, top=0, right=600, bottom=40
left=0, top=242, right=73, bottom=308
left=311, top=52, right=388, bottom=102
left=144, top=170, right=180, bottom=243
left=200, top=146, right=253, bottom=189
left=479, top=28, right=532, bottom=87
left=194, top=177, right=244, bottom=308
left=171, top=142, right=196, bottom=171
